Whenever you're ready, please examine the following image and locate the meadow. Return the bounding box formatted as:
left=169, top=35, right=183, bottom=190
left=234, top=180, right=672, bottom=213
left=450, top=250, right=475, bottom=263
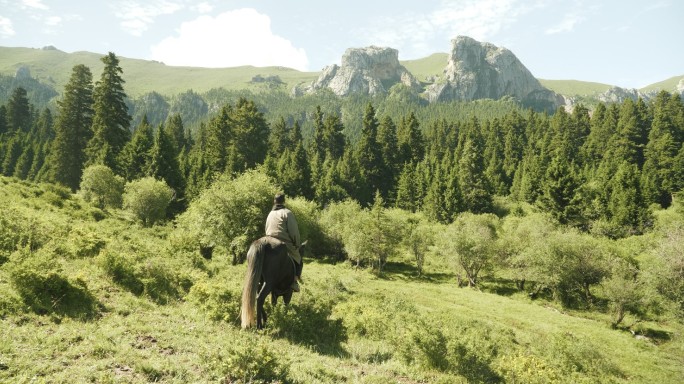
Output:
left=1, top=174, right=682, bottom=383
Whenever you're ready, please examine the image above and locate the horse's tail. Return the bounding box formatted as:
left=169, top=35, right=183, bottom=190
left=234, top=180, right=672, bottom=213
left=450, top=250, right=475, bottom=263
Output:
left=241, top=238, right=266, bottom=328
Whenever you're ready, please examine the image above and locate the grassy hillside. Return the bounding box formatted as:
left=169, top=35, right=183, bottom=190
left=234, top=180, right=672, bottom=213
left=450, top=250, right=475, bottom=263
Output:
left=539, top=79, right=613, bottom=97
left=1, top=175, right=683, bottom=383
left=0, top=46, right=319, bottom=97
left=401, top=53, right=449, bottom=84
left=641, top=75, right=684, bottom=93
left=3, top=46, right=679, bottom=101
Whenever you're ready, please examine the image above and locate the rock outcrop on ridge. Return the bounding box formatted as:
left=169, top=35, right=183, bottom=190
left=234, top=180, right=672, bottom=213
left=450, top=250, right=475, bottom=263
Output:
left=304, top=46, right=420, bottom=96
left=425, top=36, right=564, bottom=110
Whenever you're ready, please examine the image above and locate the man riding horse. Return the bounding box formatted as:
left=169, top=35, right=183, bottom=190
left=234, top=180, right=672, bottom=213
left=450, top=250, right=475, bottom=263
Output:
left=265, top=193, right=303, bottom=292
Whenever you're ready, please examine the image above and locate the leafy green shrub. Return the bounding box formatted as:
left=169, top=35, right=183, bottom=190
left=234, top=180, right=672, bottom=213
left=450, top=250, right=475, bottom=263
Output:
left=79, top=164, right=124, bottom=209
left=434, top=212, right=499, bottom=287
left=99, top=249, right=144, bottom=295
left=175, top=170, right=277, bottom=264
left=537, top=333, right=622, bottom=382
left=205, top=336, right=288, bottom=384
left=286, top=197, right=335, bottom=259
left=6, top=246, right=98, bottom=318
left=66, top=225, right=107, bottom=258
left=497, top=352, right=563, bottom=384
left=123, top=177, right=174, bottom=227
left=187, top=278, right=241, bottom=323
left=99, top=248, right=192, bottom=304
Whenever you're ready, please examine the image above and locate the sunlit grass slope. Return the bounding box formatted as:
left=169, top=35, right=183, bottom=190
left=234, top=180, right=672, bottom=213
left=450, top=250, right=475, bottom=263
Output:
left=0, top=175, right=682, bottom=383
left=0, top=46, right=319, bottom=97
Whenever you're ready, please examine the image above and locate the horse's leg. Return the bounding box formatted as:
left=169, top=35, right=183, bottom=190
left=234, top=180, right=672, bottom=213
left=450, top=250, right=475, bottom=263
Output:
left=256, top=282, right=270, bottom=329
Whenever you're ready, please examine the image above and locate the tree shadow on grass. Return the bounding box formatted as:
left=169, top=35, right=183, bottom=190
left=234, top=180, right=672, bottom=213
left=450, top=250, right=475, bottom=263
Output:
left=267, top=299, right=349, bottom=357
left=19, top=274, right=102, bottom=321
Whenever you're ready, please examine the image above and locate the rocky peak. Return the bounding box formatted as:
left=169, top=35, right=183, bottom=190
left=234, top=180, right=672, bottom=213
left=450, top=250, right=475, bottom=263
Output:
left=304, top=46, right=420, bottom=96
left=426, top=36, right=564, bottom=110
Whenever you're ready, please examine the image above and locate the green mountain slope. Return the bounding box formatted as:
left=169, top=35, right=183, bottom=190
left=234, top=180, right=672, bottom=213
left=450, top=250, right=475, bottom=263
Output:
left=1, top=46, right=680, bottom=100
left=1, top=175, right=683, bottom=383
left=0, top=46, right=319, bottom=97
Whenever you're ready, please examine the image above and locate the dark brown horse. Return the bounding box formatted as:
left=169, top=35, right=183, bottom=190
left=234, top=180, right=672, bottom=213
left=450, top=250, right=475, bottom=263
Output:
left=241, top=237, right=306, bottom=329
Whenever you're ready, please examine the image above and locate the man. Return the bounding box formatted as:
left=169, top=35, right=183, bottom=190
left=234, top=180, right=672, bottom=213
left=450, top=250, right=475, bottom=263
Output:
left=265, top=193, right=303, bottom=292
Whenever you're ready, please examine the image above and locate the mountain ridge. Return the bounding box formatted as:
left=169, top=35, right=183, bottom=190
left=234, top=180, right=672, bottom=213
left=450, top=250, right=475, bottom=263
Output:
left=0, top=44, right=682, bottom=101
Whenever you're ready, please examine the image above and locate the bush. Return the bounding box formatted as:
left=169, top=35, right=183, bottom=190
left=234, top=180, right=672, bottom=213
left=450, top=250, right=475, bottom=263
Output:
left=204, top=336, right=288, bottom=384
left=6, top=246, right=98, bottom=318
left=79, top=165, right=124, bottom=209
left=187, top=278, right=241, bottom=323
left=123, top=177, right=174, bottom=227
left=175, top=170, right=277, bottom=264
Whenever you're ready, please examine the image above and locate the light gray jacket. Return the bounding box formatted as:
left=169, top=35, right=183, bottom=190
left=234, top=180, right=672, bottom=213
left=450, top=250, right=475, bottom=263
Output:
left=265, top=205, right=301, bottom=263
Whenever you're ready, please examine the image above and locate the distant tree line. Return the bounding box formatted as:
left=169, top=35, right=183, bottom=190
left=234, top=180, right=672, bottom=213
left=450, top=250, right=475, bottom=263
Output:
left=1, top=53, right=684, bottom=239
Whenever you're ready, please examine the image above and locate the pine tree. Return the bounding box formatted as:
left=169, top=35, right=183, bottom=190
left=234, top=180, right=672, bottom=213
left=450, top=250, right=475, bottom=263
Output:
left=355, top=103, right=383, bottom=205
left=538, top=155, right=581, bottom=225
left=395, top=161, right=419, bottom=212
left=148, top=122, right=184, bottom=202
left=166, top=113, right=187, bottom=154
left=85, top=52, right=131, bottom=170
left=204, top=105, right=231, bottom=176
left=6, top=87, right=31, bottom=133
left=117, top=116, right=153, bottom=181
left=0, top=105, right=7, bottom=135
left=642, top=91, right=684, bottom=207
left=376, top=115, right=398, bottom=202
left=458, top=119, right=492, bottom=214
left=225, top=98, right=269, bottom=175
left=45, top=64, right=94, bottom=190
left=322, top=113, right=346, bottom=160
left=608, top=162, right=649, bottom=235
left=33, top=108, right=54, bottom=143
left=397, top=111, right=424, bottom=165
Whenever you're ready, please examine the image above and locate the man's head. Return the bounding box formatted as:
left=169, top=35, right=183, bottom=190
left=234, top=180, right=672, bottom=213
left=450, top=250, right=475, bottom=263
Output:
left=274, top=193, right=285, bottom=205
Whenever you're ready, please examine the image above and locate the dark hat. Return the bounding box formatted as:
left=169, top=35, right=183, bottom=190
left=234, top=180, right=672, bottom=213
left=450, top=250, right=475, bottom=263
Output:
left=274, top=193, right=285, bottom=204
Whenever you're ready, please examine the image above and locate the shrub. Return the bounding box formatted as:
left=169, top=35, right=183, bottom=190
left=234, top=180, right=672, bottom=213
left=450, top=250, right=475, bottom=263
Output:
left=175, top=170, right=277, bottom=264
left=205, top=337, right=288, bottom=384
left=435, top=212, right=499, bottom=287
left=6, top=246, right=98, bottom=318
left=497, top=352, right=563, bottom=384
left=123, top=177, right=174, bottom=227
left=187, top=278, right=241, bottom=323
left=79, top=165, right=124, bottom=209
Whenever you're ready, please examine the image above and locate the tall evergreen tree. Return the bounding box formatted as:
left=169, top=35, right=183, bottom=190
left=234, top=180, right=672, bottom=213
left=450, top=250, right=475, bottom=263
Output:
left=322, top=113, right=346, bottom=160
left=45, top=64, right=94, bottom=190
left=166, top=113, right=187, bottom=154
left=226, top=98, right=269, bottom=175
left=355, top=103, right=383, bottom=205
left=642, top=91, right=684, bottom=207
left=538, top=155, right=581, bottom=225
left=376, top=115, right=398, bottom=202
left=397, top=111, right=424, bottom=165
left=32, top=108, right=54, bottom=143
left=608, top=162, right=649, bottom=235
left=85, top=52, right=131, bottom=170
left=117, top=116, right=154, bottom=181
left=0, top=105, right=7, bottom=135
left=6, top=87, right=32, bottom=133
left=148, top=122, right=184, bottom=199
left=204, top=105, right=231, bottom=176
left=457, top=118, right=492, bottom=213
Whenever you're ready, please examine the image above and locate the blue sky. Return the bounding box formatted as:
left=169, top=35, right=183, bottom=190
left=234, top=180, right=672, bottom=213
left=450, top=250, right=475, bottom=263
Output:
left=0, top=0, right=681, bottom=89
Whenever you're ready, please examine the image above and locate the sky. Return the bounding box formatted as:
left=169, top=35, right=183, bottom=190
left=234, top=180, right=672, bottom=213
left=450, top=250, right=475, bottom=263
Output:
left=0, top=0, right=681, bottom=89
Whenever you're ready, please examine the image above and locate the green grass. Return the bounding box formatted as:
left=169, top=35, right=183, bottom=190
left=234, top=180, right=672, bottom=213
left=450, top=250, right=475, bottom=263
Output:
left=640, top=75, right=684, bottom=93
left=401, top=53, right=449, bottom=84
left=539, top=79, right=613, bottom=97
left=1, top=175, right=683, bottom=383
left=0, top=46, right=319, bottom=97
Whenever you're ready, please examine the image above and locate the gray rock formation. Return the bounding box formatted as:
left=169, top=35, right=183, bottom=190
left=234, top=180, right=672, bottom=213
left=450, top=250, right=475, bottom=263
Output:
left=305, top=46, right=420, bottom=96
left=597, top=86, right=644, bottom=104
left=676, top=79, right=684, bottom=96
left=425, top=36, right=564, bottom=110
left=15, top=65, right=31, bottom=80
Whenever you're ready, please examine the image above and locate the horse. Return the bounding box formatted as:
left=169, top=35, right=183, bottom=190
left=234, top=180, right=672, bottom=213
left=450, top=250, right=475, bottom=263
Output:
left=240, top=237, right=306, bottom=329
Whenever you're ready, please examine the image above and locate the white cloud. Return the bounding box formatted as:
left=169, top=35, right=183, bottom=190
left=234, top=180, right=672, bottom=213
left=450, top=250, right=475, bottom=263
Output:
left=115, top=0, right=184, bottom=36
left=0, top=15, right=14, bottom=38
left=545, top=13, right=584, bottom=34
left=355, top=0, right=538, bottom=58
left=22, top=0, right=48, bottom=10
left=44, top=15, right=62, bottom=26
left=150, top=8, right=309, bottom=71
left=192, top=2, right=213, bottom=14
